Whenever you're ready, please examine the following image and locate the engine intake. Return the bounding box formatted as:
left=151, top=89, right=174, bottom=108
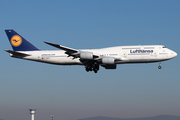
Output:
left=80, top=52, right=93, bottom=60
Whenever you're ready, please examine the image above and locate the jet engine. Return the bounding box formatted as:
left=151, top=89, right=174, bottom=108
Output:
left=80, top=52, right=93, bottom=60
left=102, top=57, right=115, bottom=64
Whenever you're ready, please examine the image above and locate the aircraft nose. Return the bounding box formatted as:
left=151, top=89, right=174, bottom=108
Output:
left=172, top=51, right=177, bottom=58
left=174, top=51, right=177, bottom=57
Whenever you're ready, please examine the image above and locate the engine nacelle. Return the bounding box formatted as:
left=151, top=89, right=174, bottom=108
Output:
left=102, top=57, right=115, bottom=64
left=80, top=52, right=93, bottom=60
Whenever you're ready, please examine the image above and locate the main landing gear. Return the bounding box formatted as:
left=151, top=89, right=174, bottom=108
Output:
left=158, top=62, right=162, bottom=69
left=85, top=64, right=99, bottom=73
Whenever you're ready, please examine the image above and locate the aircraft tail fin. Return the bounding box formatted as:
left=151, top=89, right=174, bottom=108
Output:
left=5, top=29, right=39, bottom=51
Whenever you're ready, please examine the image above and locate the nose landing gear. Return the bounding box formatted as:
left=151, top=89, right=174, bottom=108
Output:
left=158, top=62, right=162, bottom=69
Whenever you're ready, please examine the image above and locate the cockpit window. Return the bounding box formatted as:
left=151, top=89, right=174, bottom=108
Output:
left=162, top=46, right=166, bottom=48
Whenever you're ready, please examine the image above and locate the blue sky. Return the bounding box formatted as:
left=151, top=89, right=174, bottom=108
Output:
left=0, top=0, right=180, bottom=120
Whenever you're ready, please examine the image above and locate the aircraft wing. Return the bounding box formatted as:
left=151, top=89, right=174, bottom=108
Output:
left=44, top=41, right=78, bottom=53
left=4, top=50, right=31, bottom=56
left=44, top=41, right=99, bottom=59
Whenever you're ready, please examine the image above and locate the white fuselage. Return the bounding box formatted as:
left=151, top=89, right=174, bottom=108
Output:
left=10, top=45, right=177, bottom=66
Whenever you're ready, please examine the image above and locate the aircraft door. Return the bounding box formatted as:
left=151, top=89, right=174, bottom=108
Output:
left=123, top=51, right=127, bottom=58
left=153, top=49, right=157, bottom=57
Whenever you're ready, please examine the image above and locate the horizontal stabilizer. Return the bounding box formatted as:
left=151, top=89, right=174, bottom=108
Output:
left=4, top=50, right=31, bottom=56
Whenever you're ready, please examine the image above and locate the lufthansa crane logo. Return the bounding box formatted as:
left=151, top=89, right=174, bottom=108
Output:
left=11, top=35, right=22, bottom=47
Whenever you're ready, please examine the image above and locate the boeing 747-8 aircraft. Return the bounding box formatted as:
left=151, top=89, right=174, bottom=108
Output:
left=5, top=30, right=177, bottom=73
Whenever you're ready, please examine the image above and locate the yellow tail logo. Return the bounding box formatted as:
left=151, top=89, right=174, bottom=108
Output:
left=11, top=35, right=22, bottom=47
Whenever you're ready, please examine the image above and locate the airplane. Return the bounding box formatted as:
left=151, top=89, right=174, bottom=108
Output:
left=5, top=29, right=177, bottom=73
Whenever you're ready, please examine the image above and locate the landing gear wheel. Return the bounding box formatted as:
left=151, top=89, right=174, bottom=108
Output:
left=85, top=63, right=99, bottom=73
left=158, top=62, right=162, bottom=69
left=158, top=66, right=161, bottom=69
left=93, top=68, right=98, bottom=73
left=86, top=67, right=89, bottom=72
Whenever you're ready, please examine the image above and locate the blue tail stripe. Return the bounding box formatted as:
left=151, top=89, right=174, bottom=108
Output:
left=5, top=30, right=39, bottom=51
